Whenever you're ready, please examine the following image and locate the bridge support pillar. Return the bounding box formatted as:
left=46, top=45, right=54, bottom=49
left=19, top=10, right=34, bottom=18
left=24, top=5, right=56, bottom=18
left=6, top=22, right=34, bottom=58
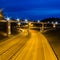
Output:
left=40, top=23, right=44, bottom=32
left=7, top=21, right=11, bottom=37
left=17, top=21, right=20, bottom=32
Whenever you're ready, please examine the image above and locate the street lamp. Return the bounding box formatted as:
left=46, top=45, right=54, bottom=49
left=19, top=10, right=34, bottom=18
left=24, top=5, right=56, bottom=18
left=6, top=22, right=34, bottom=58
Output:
left=37, top=20, right=40, bottom=23
left=55, top=21, right=58, bottom=24
left=6, top=17, right=10, bottom=21
left=17, top=18, right=20, bottom=21
left=25, top=19, right=28, bottom=23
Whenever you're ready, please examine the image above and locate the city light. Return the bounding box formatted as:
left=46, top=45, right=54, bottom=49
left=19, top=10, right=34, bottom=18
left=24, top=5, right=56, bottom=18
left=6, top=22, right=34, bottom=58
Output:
left=55, top=21, right=58, bottom=24
left=6, top=17, right=10, bottom=21
left=37, top=20, right=40, bottom=23
left=25, top=19, right=28, bottom=23
left=18, top=22, right=20, bottom=26
left=16, top=18, right=20, bottom=21
left=17, top=18, right=20, bottom=27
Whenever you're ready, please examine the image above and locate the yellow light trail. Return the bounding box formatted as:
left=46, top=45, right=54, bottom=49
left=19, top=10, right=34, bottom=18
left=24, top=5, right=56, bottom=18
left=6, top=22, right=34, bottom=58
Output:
left=0, top=30, right=57, bottom=60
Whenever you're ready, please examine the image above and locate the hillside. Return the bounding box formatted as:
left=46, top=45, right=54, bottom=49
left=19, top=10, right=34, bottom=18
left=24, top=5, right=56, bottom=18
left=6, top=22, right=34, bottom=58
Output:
left=41, top=18, right=60, bottom=23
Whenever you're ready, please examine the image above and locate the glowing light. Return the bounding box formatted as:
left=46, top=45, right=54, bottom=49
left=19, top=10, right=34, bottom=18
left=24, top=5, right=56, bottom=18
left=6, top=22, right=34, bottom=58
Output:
left=53, top=24, right=56, bottom=28
left=55, top=22, right=58, bottom=24
left=6, top=17, right=10, bottom=21
left=25, top=19, right=28, bottom=23
left=29, top=22, right=31, bottom=25
left=18, top=22, right=20, bottom=25
left=37, top=20, right=40, bottom=23
left=17, top=18, right=20, bottom=21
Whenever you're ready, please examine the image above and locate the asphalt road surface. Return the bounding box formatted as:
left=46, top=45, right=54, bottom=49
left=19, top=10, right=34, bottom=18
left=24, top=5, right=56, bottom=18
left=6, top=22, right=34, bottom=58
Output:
left=0, top=30, right=57, bottom=60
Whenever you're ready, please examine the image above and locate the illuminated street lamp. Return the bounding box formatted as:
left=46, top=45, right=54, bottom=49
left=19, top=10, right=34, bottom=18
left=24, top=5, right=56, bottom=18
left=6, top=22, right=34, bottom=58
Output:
left=37, top=20, right=40, bottom=23
left=17, top=18, right=20, bottom=21
left=25, top=19, right=28, bottom=23
left=55, top=21, right=58, bottom=24
left=6, top=17, right=10, bottom=21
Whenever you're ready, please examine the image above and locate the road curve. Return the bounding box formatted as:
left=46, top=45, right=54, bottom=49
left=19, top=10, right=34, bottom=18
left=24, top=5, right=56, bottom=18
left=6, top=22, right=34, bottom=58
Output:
left=0, top=30, right=57, bottom=60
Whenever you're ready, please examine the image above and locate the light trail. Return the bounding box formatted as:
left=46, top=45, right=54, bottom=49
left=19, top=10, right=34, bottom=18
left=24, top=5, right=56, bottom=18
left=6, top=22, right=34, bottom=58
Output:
left=0, top=30, right=57, bottom=60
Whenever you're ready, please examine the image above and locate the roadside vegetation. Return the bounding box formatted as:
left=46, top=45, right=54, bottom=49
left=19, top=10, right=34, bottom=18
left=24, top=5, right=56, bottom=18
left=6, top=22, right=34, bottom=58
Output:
left=43, top=28, right=60, bottom=60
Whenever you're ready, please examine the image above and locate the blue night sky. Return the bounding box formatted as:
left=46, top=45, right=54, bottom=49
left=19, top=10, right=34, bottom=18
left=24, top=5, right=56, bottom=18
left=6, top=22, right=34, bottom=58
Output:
left=0, top=0, right=60, bottom=20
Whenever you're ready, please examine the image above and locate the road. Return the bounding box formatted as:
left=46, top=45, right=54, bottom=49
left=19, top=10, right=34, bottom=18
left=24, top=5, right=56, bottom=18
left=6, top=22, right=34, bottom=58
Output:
left=0, top=30, right=57, bottom=60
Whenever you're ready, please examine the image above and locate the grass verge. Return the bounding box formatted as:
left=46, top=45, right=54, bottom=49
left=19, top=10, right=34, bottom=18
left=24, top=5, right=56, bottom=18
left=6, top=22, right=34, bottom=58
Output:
left=43, top=28, right=60, bottom=60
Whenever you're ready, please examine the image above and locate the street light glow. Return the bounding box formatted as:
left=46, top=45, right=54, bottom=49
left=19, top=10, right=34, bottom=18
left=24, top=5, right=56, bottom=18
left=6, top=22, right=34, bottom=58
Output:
left=37, top=20, right=40, bottom=23
left=55, top=21, right=58, bottom=24
left=17, top=18, right=20, bottom=21
left=6, top=17, right=10, bottom=21
left=25, top=19, right=28, bottom=23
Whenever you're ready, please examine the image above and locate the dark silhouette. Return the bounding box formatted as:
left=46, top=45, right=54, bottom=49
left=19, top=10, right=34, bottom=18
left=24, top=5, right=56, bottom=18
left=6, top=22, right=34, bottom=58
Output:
left=41, top=17, right=60, bottom=23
